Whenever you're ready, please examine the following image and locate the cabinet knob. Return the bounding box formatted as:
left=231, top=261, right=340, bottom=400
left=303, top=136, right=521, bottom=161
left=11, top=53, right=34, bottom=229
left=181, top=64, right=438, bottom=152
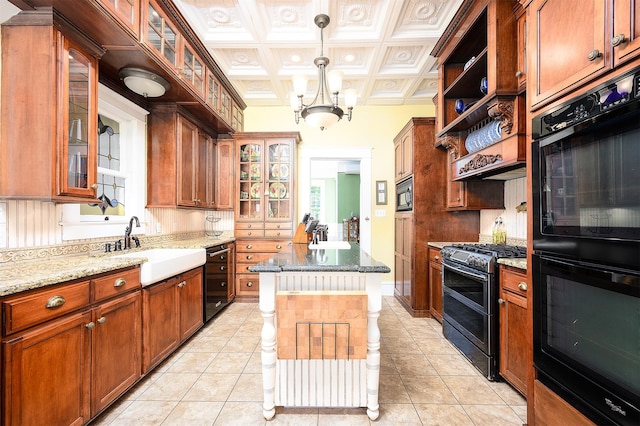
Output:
left=246, top=282, right=253, bottom=287
left=86, top=321, right=96, bottom=330
left=276, top=245, right=282, bottom=249
left=587, top=49, right=602, bottom=61
left=515, top=70, right=523, bottom=78
left=220, top=266, right=226, bottom=271
left=91, top=183, right=99, bottom=189
left=114, top=278, right=126, bottom=287
left=221, top=282, right=227, bottom=287
left=177, top=280, right=186, bottom=288
left=97, top=316, right=106, bottom=325
left=434, top=255, right=440, bottom=261
left=45, top=295, right=66, bottom=309
left=517, top=282, right=528, bottom=292
left=246, top=245, right=253, bottom=249
left=246, top=255, right=253, bottom=260
left=611, top=34, right=627, bottom=47
left=498, top=298, right=505, bottom=304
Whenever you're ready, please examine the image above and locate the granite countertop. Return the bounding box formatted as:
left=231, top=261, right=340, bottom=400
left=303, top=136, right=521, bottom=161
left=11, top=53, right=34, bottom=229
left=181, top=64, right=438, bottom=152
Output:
left=498, top=258, right=527, bottom=270
left=0, top=236, right=235, bottom=297
left=249, top=242, right=390, bottom=274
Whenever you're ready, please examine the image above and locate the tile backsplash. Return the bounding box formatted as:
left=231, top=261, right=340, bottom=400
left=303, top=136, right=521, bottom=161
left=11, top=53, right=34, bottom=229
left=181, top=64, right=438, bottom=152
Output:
left=479, top=177, right=527, bottom=243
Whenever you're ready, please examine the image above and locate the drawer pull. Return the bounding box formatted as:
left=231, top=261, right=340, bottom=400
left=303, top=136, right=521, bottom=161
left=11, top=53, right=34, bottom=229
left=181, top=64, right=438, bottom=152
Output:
left=246, top=255, right=253, bottom=260
left=97, top=316, right=106, bottom=325
left=517, top=282, right=528, bottom=292
left=434, top=255, right=440, bottom=261
left=246, top=282, right=253, bottom=287
left=86, top=321, right=95, bottom=330
left=221, top=282, right=227, bottom=287
left=276, top=245, right=282, bottom=249
left=220, top=266, right=226, bottom=271
left=498, top=298, right=505, bottom=304
left=45, top=295, right=66, bottom=309
left=114, top=278, right=126, bottom=287
left=246, top=244, right=253, bottom=249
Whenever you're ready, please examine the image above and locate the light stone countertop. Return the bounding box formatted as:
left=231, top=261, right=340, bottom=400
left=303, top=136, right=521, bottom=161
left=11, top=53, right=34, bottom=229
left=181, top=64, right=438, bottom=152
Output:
left=0, top=236, right=235, bottom=297
left=428, top=241, right=527, bottom=271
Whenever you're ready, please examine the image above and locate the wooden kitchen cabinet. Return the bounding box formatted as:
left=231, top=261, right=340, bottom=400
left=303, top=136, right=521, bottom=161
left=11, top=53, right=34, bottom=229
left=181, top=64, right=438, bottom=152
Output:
left=97, top=0, right=140, bottom=39
left=213, top=138, right=234, bottom=210
left=394, top=125, right=414, bottom=182
left=498, top=265, right=529, bottom=396
left=142, top=267, right=203, bottom=372
left=233, top=132, right=300, bottom=301
left=1, top=267, right=142, bottom=425
left=0, top=10, right=104, bottom=202
left=393, top=118, right=480, bottom=317
left=528, top=0, right=640, bottom=110
left=147, top=104, right=222, bottom=209
left=428, top=246, right=443, bottom=323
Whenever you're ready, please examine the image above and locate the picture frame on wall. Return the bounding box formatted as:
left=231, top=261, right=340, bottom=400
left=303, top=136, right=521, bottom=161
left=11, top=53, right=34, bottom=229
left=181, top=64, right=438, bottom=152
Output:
left=376, top=180, right=387, bottom=205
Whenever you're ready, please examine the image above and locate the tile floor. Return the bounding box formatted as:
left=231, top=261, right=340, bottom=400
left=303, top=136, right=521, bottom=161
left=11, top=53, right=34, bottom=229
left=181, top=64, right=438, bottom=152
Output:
left=93, top=296, right=526, bottom=425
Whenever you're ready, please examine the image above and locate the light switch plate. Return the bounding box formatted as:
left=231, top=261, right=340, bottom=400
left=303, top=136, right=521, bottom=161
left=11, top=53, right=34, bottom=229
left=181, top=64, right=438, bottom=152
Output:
left=375, top=209, right=386, bottom=217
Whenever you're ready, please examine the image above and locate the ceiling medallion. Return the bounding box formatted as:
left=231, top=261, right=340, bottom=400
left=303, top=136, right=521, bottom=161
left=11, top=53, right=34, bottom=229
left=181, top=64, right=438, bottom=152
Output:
left=291, top=14, right=357, bottom=131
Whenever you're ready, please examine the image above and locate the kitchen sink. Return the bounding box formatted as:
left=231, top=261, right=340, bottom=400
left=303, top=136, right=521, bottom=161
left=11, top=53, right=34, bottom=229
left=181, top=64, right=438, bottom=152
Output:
left=308, top=241, right=352, bottom=250
left=115, top=248, right=206, bottom=285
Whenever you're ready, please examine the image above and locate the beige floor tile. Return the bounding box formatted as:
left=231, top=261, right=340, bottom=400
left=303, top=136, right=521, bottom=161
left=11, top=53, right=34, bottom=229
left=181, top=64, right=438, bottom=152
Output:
left=91, top=398, right=133, bottom=425
left=243, top=351, right=264, bottom=374
left=271, top=407, right=319, bottom=425
left=220, top=334, right=260, bottom=352
left=137, top=372, right=201, bottom=401
left=463, top=404, right=525, bottom=425
left=375, top=403, right=422, bottom=425
left=205, top=352, right=251, bottom=374
left=161, top=401, right=224, bottom=425
left=213, top=400, right=267, bottom=425
left=414, top=337, right=459, bottom=355
left=402, top=375, right=458, bottom=404
left=378, top=374, right=411, bottom=403
left=317, top=407, right=370, bottom=426
left=166, top=351, right=218, bottom=373
left=390, top=353, right=438, bottom=376
left=379, top=353, right=398, bottom=375
left=108, top=400, right=177, bottom=425
left=441, top=375, right=505, bottom=405
left=227, top=373, right=264, bottom=401
left=380, top=336, right=421, bottom=354
left=188, top=334, right=232, bottom=352
left=427, top=353, right=481, bottom=376
left=181, top=373, right=240, bottom=402
left=488, top=380, right=527, bottom=406
left=511, top=404, right=528, bottom=423
left=414, top=403, right=475, bottom=425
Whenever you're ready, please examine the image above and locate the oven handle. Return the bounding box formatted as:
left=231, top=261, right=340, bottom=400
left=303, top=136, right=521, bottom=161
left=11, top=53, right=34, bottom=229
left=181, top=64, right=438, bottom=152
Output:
left=207, top=248, right=231, bottom=257
left=443, top=262, right=488, bottom=282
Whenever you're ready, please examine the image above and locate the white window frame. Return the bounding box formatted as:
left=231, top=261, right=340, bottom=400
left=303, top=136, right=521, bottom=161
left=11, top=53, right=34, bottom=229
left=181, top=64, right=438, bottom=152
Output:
left=60, top=84, right=148, bottom=240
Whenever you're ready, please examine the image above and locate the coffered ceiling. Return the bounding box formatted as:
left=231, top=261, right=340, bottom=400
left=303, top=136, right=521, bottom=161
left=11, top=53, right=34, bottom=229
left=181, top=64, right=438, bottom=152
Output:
left=173, top=0, right=463, bottom=107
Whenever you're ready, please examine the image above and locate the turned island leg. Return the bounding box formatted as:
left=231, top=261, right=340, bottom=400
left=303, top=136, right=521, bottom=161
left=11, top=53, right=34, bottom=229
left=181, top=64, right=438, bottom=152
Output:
left=259, top=273, right=277, bottom=420
left=366, top=275, right=382, bottom=420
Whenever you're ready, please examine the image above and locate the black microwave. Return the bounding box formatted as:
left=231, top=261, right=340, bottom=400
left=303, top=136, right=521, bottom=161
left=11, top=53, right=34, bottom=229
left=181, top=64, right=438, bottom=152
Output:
left=396, top=177, right=413, bottom=211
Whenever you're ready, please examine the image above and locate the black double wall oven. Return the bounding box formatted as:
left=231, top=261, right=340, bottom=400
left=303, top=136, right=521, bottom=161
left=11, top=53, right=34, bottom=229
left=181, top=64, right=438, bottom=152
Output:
left=532, top=66, right=640, bottom=426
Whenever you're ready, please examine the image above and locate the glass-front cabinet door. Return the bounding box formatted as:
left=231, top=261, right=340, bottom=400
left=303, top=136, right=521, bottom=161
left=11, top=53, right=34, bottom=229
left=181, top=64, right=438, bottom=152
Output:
left=59, top=37, right=98, bottom=197
left=266, top=141, right=291, bottom=223
left=238, top=142, right=263, bottom=221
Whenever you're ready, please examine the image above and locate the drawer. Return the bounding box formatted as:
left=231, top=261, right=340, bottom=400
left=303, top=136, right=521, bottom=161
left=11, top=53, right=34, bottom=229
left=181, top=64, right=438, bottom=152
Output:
left=428, top=247, right=442, bottom=263
left=235, top=229, right=265, bottom=238
left=236, top=240, right=287, bottom=252
left=264, top=222, right=292, bottom=230
left=500, top=266, right=528, bottom=297
left=235, top=222, right=264, bottom=231
left=92, top=267, right=141, bottom=302
left=3, top=280, right=91, bottom=335
left=265, top=229, right=293, bottom=238
left=235, top=274, right=259, bottom=296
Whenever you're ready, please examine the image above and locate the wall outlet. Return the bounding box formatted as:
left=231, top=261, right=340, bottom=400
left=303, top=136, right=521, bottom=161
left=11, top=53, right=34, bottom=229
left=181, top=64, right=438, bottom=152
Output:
left=375, top=209, right=386, bottom=217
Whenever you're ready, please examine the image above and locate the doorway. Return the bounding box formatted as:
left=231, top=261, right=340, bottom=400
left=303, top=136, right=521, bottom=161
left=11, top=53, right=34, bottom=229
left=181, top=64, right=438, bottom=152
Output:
left=299, top=147, right=372, bottom=253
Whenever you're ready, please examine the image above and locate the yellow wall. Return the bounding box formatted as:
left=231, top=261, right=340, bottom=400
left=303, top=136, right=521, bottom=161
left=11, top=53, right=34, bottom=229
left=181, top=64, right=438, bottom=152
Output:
left=243, top=104, right=436, bottom=281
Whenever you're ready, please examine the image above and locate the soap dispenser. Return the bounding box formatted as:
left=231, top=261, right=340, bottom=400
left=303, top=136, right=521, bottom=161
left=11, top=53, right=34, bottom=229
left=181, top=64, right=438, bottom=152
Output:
left=492, top=217, right=506, bottom=244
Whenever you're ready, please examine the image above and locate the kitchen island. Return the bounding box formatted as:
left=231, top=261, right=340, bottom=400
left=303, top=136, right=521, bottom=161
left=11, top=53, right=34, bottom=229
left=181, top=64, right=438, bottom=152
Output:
left=249, top=242, right=390, bottom=420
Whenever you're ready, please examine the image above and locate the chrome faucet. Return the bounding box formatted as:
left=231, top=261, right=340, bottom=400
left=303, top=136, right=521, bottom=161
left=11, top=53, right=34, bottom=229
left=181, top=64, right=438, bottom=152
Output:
left=124, top=216, right=141, bottom=249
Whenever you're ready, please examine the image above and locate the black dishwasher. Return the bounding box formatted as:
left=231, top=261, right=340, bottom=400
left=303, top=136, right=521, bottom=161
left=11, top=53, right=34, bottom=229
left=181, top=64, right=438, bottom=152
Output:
left=204, top=243, right=234, bottom=322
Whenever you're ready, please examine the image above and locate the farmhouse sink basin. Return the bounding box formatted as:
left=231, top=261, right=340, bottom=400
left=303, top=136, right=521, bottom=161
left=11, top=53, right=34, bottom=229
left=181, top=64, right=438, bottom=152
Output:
left=308, top=241, right=352, bottom=250
left=115, top=248, right=206, bottom=285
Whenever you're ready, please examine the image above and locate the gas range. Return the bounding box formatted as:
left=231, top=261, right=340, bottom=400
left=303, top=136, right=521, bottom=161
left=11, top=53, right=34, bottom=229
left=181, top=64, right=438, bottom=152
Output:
left=441, top=243, right=526, bottom=273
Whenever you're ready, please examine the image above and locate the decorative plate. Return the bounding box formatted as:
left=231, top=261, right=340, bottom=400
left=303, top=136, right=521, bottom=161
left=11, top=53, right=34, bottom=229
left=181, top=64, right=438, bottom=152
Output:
left=250, top=164, right=261, bottom=180
left=271, top=163, right=289, bottom=179
left=250, top=183, right=261, bottom=199
left=269, top=182, right=287, bottom=199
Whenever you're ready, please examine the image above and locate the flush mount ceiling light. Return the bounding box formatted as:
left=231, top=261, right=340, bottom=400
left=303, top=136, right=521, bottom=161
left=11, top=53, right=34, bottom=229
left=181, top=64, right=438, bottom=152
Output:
left=291, top=14, right=356, bottom=131
left=119, top=67, right=170, bottom=98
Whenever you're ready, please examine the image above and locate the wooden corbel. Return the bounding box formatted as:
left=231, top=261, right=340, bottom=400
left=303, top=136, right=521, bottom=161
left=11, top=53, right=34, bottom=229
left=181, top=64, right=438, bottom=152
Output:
left=488, top=100, right=514, bottom=135
left=437, top=134, right=460, bottom=159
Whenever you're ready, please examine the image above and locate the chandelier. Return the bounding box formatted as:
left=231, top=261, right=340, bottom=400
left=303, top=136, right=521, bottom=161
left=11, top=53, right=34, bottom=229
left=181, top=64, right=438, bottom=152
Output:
left=292, top=14, right=357, bottom=130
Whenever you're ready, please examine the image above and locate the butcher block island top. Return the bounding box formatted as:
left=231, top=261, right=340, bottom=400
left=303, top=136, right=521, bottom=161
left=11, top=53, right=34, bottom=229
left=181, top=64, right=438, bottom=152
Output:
left=249, top=242, right=390, bottom=421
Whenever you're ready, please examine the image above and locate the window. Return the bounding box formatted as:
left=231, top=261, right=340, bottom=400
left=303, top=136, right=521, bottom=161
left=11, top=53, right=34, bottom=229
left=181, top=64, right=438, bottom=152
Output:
left=61, top=84, right=148, bottom=240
